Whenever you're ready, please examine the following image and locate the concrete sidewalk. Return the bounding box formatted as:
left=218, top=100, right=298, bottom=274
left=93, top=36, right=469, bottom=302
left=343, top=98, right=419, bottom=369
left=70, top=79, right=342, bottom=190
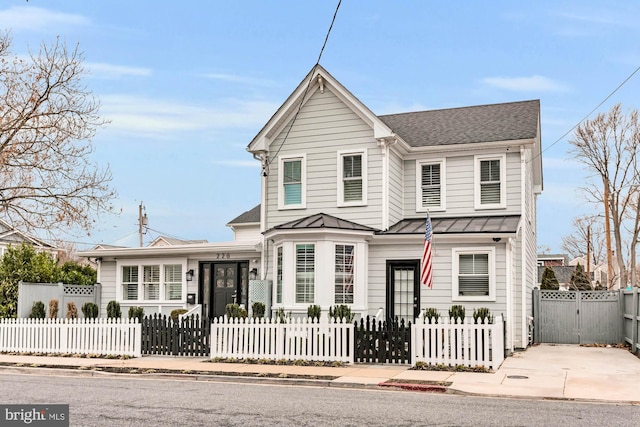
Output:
left=1, top=344, right=638, bottom=403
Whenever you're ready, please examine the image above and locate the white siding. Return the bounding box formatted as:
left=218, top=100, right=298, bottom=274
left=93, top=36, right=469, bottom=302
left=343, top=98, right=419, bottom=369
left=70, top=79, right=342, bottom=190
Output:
left=99, top=261, right=116, bottom=318
left=388, top=148, right=404, bottom=227
left=368, top=239, right=508, bottom=319
left=266, top=89, right=384, bottom=230
left=403, top=151, right=523, bottom=218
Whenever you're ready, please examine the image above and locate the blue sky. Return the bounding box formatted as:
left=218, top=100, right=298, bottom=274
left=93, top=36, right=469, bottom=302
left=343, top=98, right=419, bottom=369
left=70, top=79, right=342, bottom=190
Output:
left=3, top=1, right=640, bottom=252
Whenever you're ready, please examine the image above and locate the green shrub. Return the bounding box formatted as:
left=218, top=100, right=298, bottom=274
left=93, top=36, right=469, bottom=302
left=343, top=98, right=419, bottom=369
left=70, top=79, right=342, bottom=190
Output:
left=274, top=307, right=290, bottom=323
left=81, top=302, right=99, bottom=319
left=448, top=305, right=465, bottom=322
left=29, top=301, right=46, bottom=319
left=48, top=299, right=59, bottom=319
left=225, top=303, right=248, bottom=319
left=252, top=302, right=266, bottom=319
left=106, top=300, right=121, bottom=319
left=170, top=309, right=188, bottom=321
left=307, top=304, right=321, bottom=321
left=66, top=302, right=78, bottom=319
left=329, top=305, right=354, bottom=322
left=128, top=306, right=144, bottom=323
left=422, top=307, right=440, bottom=323
left=472, top=307, right=493, bottom=324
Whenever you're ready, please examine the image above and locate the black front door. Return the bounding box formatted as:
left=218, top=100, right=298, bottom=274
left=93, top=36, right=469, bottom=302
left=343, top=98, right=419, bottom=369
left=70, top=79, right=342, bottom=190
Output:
left=386, top=260, right=420, bottom=323
left=199, top=261, right=249, bottom=318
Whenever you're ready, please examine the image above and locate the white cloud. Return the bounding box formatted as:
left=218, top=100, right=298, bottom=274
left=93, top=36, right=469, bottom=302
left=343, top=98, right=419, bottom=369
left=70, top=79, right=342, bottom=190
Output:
left=99, top=94, right=277, bottom=139
left=482, top=75, right=567, bottom=92
left=86, top=62, right=152, bottom=79
left=0, top=6, right=89, bottom=31
left=201, top=73, right=277, bottom=87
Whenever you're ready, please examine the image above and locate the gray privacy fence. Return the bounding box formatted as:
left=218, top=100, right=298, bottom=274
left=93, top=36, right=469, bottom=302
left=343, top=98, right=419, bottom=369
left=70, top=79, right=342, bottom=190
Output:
left=622, top=287, right=640, bottom=355
left=17, top=282, right=101, bottom=318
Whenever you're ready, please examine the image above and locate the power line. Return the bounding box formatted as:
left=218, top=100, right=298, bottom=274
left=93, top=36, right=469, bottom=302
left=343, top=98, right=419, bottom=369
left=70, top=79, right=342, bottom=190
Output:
left=533, top=64, right=640, bottom=163
left=266, top=0, right=342, bottom=171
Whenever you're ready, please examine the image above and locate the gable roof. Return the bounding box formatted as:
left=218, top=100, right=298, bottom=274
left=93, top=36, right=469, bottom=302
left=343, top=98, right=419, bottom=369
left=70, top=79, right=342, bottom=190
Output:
left=227, top=205, right=261, bottom=225
left=270, top=213, right=378, bottom=232
left=148, top=236, right=208, bottom=247
left=0, top=219, right=56, bottom=249
left=378, top=100, right=540, bottom=147
left=381, top=215, right=521, bottom=235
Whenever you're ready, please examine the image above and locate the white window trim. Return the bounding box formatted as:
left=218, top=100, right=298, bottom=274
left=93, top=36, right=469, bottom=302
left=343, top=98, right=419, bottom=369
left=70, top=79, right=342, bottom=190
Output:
left=294, top=242, right=316, bottom=305
left=333, top=242, right=356, bottom=305
left=451, top=247, right=496, bottom=302
left=416, top=158, right=446, bottom=212
left=116, top=258, right=187, bottom=303
left=337, top=149, right=367, bottom=207
left=475, top=154, right=506, bottom=210
left=278, top=154, right=307, bottom=210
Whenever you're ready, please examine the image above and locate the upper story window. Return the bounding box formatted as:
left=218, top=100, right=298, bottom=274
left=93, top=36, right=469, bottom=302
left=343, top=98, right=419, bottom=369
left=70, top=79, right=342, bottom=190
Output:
left=416, top=159, right=445, bottom=211
left=475, top=154, right=506, bottom=209
left=279, top=155, right=306, bottom=209
left=452, top=247, right=495, bottom=301
left=338, top=149, right=367, bottom=206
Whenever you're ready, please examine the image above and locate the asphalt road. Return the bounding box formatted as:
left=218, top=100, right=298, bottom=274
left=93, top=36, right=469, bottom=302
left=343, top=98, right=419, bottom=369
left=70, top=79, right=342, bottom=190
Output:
left=1, top=373, right=639, bottom=426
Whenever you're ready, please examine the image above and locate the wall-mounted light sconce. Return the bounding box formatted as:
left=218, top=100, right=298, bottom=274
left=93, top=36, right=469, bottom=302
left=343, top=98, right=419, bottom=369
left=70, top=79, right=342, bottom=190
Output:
left=492, top=237, right=502, bottom=243
left=249, top=268, right=258, bottom=281
left=186, top=269, right=194, bottom=281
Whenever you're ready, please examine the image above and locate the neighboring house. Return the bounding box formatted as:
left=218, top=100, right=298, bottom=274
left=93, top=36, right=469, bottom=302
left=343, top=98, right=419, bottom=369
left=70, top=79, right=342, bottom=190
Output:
left=537, top=253, right=569, bottom=267
left=0, top=219, right=57, bottom=257
left=537, top=255, right=608, bottom=290
left=79, top=66, right=542, bottom=351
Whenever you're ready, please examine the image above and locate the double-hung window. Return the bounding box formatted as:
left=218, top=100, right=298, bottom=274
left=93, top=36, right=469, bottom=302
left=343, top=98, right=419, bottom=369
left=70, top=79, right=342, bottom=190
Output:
left=164, top=265, right=182, bottom=300
left=452, top=248, right=495, bottom=301
left=334, top=244, right=355, bottom=304
left=295, top=244, right=315, bottom=303
left=144, top=265, right=160, bottom=300
left=276, top=246, right=283, bottom=304
left=416, top=160, right=445, bottom=211
left=475, top=154, right=506, bottom=209
left=338, top=150, right=367, bottom=206
left=279, top=155, right=306, bottom=209
left=122, top=266, right=138, bottom=300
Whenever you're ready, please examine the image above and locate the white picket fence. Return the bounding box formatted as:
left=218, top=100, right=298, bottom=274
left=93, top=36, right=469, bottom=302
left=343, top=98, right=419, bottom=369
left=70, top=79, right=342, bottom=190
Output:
left=0, top=318, right=141, bottom=357
left=412, top=315, right=504, bottom=369
left=211, top=317, right=354, bottom=363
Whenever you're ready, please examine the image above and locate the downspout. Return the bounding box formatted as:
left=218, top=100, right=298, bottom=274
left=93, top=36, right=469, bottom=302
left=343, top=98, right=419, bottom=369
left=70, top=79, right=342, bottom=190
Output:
left=506, top=238, right=514, bottom=352
left=254, top=151, right=268, bottom=280
left=520, top=147, right=528, bottom=349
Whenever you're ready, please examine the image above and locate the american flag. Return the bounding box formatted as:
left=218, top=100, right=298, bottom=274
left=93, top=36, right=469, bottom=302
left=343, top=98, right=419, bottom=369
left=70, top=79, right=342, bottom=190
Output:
left=420, top=216, right=433, bottom=288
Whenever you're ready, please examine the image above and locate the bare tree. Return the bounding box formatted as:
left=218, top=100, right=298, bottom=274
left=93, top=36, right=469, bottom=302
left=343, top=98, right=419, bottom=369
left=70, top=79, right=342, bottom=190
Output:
left=560, top=215, right=605, bottom=265
left=569, top=103, right=640, bottom=288
left=0, top=32, right=114, bottom=236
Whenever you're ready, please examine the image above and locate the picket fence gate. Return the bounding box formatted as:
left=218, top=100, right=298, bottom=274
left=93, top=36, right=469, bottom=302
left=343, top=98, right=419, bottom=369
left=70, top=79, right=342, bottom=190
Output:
left=412, top=315, right=504, bottom=369
left=142, top=314, right=210, bottom=356
left=0, top=318, right=141, bottom=357
left=210, top=317, right=354, bottom=363
left=353, top=317, right=412, bottom=364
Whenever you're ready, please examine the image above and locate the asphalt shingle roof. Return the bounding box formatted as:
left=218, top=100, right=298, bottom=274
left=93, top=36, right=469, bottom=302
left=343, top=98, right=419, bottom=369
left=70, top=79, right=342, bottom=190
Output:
left=378, top=100, right=539, bottom=147
left=227, top=205, right=261, bottom=224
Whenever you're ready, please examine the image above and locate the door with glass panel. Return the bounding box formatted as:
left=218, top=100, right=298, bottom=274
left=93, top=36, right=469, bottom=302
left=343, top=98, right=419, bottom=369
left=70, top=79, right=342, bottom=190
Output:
left=386, top=260, right=420, bottom=323
left=199, top=261, right=249, bottom=319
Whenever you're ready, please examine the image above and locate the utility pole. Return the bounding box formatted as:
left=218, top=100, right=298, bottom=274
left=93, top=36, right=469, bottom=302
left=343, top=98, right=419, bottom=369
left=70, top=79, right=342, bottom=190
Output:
left=604, top=179, right=613, bottom=289
left=138, top=202, right=148, bottom=247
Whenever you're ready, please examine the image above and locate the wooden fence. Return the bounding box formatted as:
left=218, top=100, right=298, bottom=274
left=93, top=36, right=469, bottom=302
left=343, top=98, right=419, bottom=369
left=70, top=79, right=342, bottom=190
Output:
left=0, top=318, right=141, bottom=357
left=354, top=317, right=411, bottom=364
left=142, top=314, right=210, bottom=356
left=211, top=317, right=353, bottom=363
left=412, top=315, right=504, bottom=369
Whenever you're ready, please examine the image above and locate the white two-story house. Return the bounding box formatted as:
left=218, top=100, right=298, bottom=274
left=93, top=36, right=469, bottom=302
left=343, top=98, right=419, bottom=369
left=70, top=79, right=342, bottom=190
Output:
left=79, top=65, right=541, bottom=351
